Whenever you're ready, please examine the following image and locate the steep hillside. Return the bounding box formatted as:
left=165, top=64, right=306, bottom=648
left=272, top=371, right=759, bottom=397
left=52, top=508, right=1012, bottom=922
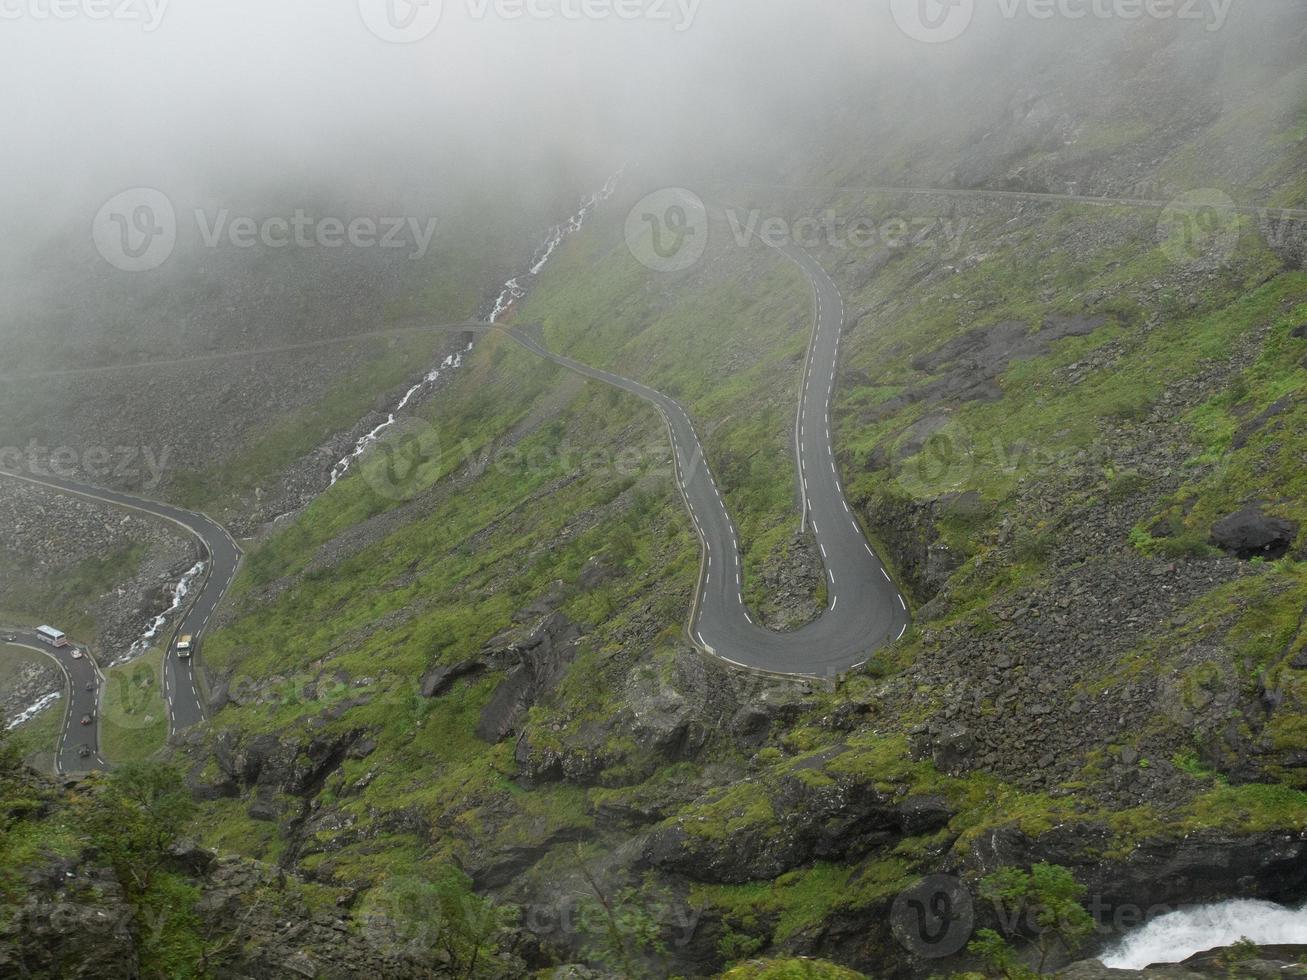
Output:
left=3, top=7, right=1307, bottom=979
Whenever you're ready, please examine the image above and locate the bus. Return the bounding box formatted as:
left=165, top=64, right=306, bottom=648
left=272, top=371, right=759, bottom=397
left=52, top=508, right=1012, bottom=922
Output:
left=36, top=626, right=69, bottom=648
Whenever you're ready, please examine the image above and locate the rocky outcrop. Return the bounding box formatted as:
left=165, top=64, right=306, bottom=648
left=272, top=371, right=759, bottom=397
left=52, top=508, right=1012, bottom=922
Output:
left=420, top=658, right=485, bottom=698
left=195, top=726, right=371, bottom=801
left=964, top=824, right=1307, bottom=912
left=1210, top=505, right=1298, bottom=560
left=641, top=773, right=953, bottom=884
left=860, top=315, right=1108, bottom=424
left=1061, top=946, right=1307, bottom=978
left=476, top=612, right=582, bottom=743
left=752, top=530, right=826, bottom=632
left=0, top=655, right=63, bottom=729
left=852, top=490, right=968, bottom=607
left=512, top=646, right=815, bottom=788
left=0, top=857, right=139, bottom=979
left=0, top=841, right=464, bottom=979
left=1231, top=396, right=1294, bottom=450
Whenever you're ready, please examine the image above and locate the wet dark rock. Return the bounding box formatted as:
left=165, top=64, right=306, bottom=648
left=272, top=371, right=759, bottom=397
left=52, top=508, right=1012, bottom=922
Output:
left=168, top=838, right=216, bottom=875
left=194, top=727, right=371, bottom=804
left=1232, top=396, right=1293, bottom=449
left=346, top=737, right=376, bottom=760
left=0, top=861, right=138, bottom=979
left=888, top=314, right=1107, bottom=417
left=855, top=493, right=963, bottom=605
left=941, top=490, right=987, bottom=518
left=641, top=776, right=954, bottom=884
left=477, top=613, right=582, bottom=743
left=512, top=579, right=567, bottom=624
left=965, top=824, right=1307, bottom=912
left=1060, top=946, right=1307, bottom=977
left=926, top=727, right=975, bottom=774
left=895, top=794, right=953, bottom=834
left=730, top=704, right=782, bottom=744
left=470, top=827, right=595, bottom=889
left=1210, top=505, right=1298, bottom=560
left=419, top=658, right=485, bottom=698
left=577, top=555, right=621, bottom=591
left=247, top=794, right=280, bottom=822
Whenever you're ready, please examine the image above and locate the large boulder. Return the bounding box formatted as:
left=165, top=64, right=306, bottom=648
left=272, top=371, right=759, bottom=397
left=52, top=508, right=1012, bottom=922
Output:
left=1210, top=506, right=1298, bottom=560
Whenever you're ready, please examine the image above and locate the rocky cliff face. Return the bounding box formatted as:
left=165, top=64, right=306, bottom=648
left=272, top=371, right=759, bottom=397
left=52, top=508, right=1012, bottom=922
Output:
left=0, top=844, right=450, bottom=980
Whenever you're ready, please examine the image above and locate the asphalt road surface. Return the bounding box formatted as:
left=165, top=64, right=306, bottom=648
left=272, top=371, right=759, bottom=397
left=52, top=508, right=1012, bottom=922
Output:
left=0, top=469, right=241, bottom=749
left=506, top=241, right=910, bottom=677
left=2, top=630, right=106, bottom=773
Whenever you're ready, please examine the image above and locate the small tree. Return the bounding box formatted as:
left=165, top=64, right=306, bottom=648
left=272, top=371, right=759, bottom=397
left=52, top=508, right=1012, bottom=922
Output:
left=78, top=762, right=196, bottom=894
left=970, top=863, right=1094, bottom=977
left=574, top=847, right=668, bottom=978
left=967, top=928, right=1038, bottom=980
left=378, top=871, right=506, bottom=979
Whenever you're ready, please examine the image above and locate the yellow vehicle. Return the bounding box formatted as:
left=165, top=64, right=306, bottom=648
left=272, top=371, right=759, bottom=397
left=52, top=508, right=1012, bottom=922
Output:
left=175, top=634, right=195, bottom=659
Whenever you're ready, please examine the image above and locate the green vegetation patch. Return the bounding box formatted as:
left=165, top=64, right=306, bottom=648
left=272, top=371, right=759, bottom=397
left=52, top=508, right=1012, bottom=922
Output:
left=101, top=645, right=168, bottom=765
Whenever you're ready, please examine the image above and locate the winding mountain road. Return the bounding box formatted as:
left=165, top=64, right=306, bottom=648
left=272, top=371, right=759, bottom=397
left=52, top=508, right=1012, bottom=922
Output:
left=1, top=219, right=907, bottom=774
left=2, top=629, right=105, bottom=774
left=0, top=469, right=241, bottom=754
left=505, top=237, right=910, bottom=676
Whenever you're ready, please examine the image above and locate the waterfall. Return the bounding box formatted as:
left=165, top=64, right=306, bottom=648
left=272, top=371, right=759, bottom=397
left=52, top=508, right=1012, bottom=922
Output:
left=1100, top=899, right=1307, bottom=969
left=7, top=690, right=62, bottom=730
left=329, top=169, right=624, bottom=486
left=119, top=559, right=207, bottom=665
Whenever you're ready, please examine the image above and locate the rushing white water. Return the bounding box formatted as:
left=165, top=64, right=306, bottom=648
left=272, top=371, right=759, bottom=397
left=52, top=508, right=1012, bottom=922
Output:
left=329, top=169, right=624, bottom=487
left=1101, top=899, right=1307, bottom=969
left=121, top=559, right=206, bottom=663
left=489, top=167, right=623, bottom=321
left=328, top=352, right=464, bottom=486
left=488, top=277, right=524, bottom=323
left=7, top=690, right=61, bottom=730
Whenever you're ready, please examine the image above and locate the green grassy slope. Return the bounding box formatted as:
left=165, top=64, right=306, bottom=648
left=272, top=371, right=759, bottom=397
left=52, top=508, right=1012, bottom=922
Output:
left=191, top=211, right=813, bottom=897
